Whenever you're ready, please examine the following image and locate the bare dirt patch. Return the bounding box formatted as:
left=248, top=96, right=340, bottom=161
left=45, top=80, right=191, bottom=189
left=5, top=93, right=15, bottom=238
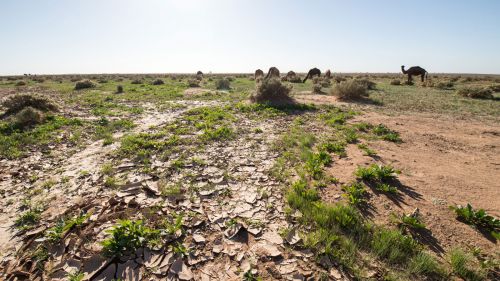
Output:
left=323, top=111, right=500, bottom=255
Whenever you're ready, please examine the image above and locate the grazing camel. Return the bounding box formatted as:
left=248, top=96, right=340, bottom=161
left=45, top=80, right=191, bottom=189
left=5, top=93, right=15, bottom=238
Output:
left=265, top=67, right=280, bottom=79
left=254, top=69, right=264, bottom=80
left=325, top=69, right=331, bottom=79
left=303, top=68, right=321, bottom=83
left=401, top=65, right=427, bottom=82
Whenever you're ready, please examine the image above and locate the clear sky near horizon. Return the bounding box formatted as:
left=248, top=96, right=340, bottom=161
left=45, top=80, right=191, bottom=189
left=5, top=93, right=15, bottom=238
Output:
left=1, top=0, right=499, bottom=75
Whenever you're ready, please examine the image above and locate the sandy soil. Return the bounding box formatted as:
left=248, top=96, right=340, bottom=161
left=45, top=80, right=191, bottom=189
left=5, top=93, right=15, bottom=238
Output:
left=323, top=111, right=500, bottom=255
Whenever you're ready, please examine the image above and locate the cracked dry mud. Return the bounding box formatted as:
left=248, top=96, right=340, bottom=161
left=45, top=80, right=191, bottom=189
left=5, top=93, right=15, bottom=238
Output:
left=0, top=100, right=327, bottom=281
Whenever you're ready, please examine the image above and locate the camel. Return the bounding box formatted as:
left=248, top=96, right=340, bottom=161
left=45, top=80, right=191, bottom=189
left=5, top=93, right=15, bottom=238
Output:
left=265, top=67, right=280, bottom=79
left=196, top=71, right=203, bottom=76
left=254, top=69, right=264, bottom=80
left=303, top=68, right=321, bottom=83
left=401, top=65, right=427, bottom=82
left=325, top=69, right=331, bottom=79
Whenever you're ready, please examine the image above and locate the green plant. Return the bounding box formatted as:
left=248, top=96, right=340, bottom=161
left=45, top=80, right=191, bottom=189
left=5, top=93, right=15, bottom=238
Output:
left=15, top=207, right=43, bottom=230
left=372, top=124, right=402, bottom=142
left=101, top=163, right=114, bottom=175
left=104, top=176, right=118, bottom=188
left=342, top=182, right=367, bottom=205
left=357, top=143, right=377, bottom=156
left=321, top=141, right=346, bottom=157
left=450, top=204, right=499, bottom=238
left=68, top=271, right=84, bottom=281
left=355, top=164, right=399, bottom=182
left=101, top=220, right=159, bottom=257
left=407, top=252, right=445, bottom=278
left=392, top=213, right=425, bottom=231
left=449, top=248, right=486, bottom=281
left=375, top=183, right=397, bottom=193
left=116, top=85, right=124, bottom=93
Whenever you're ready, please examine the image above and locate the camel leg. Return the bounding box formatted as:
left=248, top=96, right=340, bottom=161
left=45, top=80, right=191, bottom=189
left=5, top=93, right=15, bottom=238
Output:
left=421, top=74, right=424, bottom=82
left=408, top=75, right=412, bottom=83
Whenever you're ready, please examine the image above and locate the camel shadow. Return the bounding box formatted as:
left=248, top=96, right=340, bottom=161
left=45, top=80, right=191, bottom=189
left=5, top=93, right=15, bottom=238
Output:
left=363, top=179, right=423, bottom=208
left=408, top=228, right=445, bottom=255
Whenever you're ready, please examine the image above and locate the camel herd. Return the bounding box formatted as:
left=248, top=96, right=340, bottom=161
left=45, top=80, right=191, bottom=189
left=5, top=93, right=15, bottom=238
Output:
left=253, top=66, right=428, bottom=83
left=255, top=67, right=330, bottom=83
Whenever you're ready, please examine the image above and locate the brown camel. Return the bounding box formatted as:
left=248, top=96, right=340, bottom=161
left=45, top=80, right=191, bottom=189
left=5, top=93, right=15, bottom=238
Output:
left=325, top=69, right=331, bottom=79
left=401, top=65, right=427, bottom=82
left=254, top=69, right=264, bottom=80
left=196, top=71, right=203, bottom=76
left=265, top=67, right=280, bottom=79
left=303, top=68, right=321, bottom=83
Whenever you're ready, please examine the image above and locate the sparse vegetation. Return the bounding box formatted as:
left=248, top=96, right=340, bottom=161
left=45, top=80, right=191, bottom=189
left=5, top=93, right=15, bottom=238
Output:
left=457, top=87, right=493, bottom=99
left=450, top=203, right=499, bottom=239
left=330, top=80, right=368, bottom=100
left=215, top=77, right=231, bottom=90
left=101, top=219, right=159, bottom=257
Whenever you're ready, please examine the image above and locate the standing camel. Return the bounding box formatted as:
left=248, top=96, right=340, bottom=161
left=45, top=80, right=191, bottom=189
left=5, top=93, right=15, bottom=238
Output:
left=303, top=68, right=321, bottom=83
left=401, top=65, right=427, bottom=82
left=265, top=67, right=280, bottom=79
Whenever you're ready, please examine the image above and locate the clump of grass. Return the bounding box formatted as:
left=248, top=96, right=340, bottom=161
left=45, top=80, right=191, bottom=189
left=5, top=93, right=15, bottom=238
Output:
left=15, top=206, right=43, bottom=230
left=331, top=80, right=368, bottom=100
left=372, top=124, right=402, bottom=142
left=74, top=80, right=96, bottom=90
left=449, top=248, right=486, bottom=281
left=450, top=203, right=499, bottom=239
left=16, top=80, right=27, bottom=86
left=321, top=141, right=347, bottom=157
left=215, top=78, right=231, bottom=90
left=101, top=163, right=114, bottom=175
left=435, top=81, right=454, bottom=90
left=101, top=219, right=159, bottom=257
left=390, top=79, right=401, bottom=85
left=457, top=87, right=493, bottom=99
left=104, top=176, right=118, bottom=188
left=152, top=79, right=164, bottom=85
left=130, top=79, right=143, bottom=84
left=251, top=78, right=294, bottom=104
left=371, top=228, right=420, bottom=265
left=200, top=126, right=234, bottom=142
left=312, top=83, right=323, bottom=94
left=407, top=252, right=445, bottom=278
left=342, top=182, right=367, bottom=205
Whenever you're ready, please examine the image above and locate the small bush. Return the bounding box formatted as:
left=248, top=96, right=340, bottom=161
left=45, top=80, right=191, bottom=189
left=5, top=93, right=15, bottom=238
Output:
left=2, top=94, right=58, bottom=116
left=215, top=78, right=231, bottom=90
left=390, top=79, right=401, bottom=85
left=13, top=107, right=45, bottom=128
left=188, top=79, right=200, bottom=87
left=331, top=80, right=368, bottom=100
left=312, top=83, right=323, bottom=94
left=131, top=79, right=143, bottom=84
left=435, top=81, right=454, bottom=90
left=16, top=81, right=27, bottom=86
left=251, top=78, right=294, bottom=104
left=151, top=79, right=164, bottom=85
left=74, top=80, right=96, bottom=90
left=116, top=85, right=124, bottom=93
left=457, top=87, right=493, bottom=99
left=354, top=79, right=376, bottom=90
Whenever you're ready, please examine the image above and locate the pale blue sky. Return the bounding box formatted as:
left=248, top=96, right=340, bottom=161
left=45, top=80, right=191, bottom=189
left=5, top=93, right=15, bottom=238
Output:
left=1, top=0, right=499, bottom=75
